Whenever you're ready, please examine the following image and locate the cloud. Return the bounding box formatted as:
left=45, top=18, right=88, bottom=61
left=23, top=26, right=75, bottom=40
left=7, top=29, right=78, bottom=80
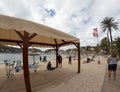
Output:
left=0, top=0, right=120, bottom=48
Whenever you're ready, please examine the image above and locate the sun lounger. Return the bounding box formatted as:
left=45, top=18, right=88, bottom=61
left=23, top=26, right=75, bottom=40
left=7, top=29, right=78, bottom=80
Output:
left=29, top=62, right=39, bottom=68
left=15, top=60, right=22, bottom=72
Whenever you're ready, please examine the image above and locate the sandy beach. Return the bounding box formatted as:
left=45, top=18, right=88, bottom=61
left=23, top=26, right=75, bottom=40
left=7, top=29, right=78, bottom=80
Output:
left=0, top=55, right=119, bottom=92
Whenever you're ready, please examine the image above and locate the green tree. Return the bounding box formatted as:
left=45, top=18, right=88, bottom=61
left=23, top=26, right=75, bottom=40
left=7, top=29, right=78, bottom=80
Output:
left=101, top=17, right=119, bottom=50
left=100, top=37, right=109, bottom=54
left=114, top=37, right=120, bottom=59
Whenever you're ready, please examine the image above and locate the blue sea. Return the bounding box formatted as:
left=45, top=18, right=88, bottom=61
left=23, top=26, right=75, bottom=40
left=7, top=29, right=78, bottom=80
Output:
left=0, top=53, right=86, bottom=64
left=0, top=53, right=55, bottom=63
left=0, top=53, right=67, bottom=64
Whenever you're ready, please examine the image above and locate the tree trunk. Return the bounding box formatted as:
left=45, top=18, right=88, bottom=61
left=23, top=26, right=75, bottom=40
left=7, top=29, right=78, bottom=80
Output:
left=119, top=53, right=120, bottom=60
left=107, top=31, right=110, bottom=53
left=109, top=27, right=113, bottom=51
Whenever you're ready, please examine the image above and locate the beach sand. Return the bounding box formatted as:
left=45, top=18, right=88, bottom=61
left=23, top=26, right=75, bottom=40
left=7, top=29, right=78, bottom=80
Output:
left=0, top=56, right=119, bottom=92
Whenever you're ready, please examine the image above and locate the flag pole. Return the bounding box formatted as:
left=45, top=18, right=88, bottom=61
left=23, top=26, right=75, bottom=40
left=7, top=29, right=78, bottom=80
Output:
left=97, top=34, right=100, bottom=64
left=93, top=28, right=100, bottom=64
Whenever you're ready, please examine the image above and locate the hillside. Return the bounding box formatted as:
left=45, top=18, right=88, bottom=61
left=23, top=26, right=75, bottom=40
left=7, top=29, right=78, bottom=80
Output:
left=0, top=45, right=42, bottom=53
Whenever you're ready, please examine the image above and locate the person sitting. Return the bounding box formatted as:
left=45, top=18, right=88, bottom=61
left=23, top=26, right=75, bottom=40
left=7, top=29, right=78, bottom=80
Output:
left=47, top=61, right=55, bottom=70
left=87, top=58, right=90, bottom=63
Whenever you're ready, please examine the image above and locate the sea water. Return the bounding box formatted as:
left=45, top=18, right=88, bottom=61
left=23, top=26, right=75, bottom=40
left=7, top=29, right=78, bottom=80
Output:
left=0, top=53, right=55, bottom=63
left=0, top=53, right=67, bottom=64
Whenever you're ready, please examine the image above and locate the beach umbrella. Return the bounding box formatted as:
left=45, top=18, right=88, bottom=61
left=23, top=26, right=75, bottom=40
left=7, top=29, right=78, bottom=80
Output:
left=29, top=47, right=40, bottom=72
left=0, top=14, right=80, bottom=92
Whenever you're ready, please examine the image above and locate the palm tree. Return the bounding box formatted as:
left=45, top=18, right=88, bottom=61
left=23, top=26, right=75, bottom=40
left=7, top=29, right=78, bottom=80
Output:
left=101, top=17, right=119, bottom=51
left=100, top=37, right=109, bottom=54
left=114, top=37, right=120, bottom=59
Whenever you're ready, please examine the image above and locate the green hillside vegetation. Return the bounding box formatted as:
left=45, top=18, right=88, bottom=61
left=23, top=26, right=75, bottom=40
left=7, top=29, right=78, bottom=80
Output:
left=0, top=45, right=42, bottom=53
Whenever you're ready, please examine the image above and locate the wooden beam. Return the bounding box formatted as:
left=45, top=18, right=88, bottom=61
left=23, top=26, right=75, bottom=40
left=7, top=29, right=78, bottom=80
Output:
left=55, top=46, right=58, bottom=67
left=0, top=39, right=23, bottom=43
left=14, top=31, right=32, bottom=92
left=22, top=31, right=32, bottom=92
left=16, top=42, right=23, bottom=49
left=15, top=30, right=24, bottom=40
left=77, top=43, right=81, bottom=73
left=59, top=41, right=73, bottom=46
left=28, top=43, right=32, bottom=47
left=62, top=40, right=65, bottom=43
left=0, top=39, right=74, bottom=47
left=54, top=39, right=59, bottom=67
left=73, top=42, right=78, bottom=48
left=29, top=33, right=37, bottom=41
left=72, top=42, right=81, bottom=73
left=54, top=39, right=57, bottom=45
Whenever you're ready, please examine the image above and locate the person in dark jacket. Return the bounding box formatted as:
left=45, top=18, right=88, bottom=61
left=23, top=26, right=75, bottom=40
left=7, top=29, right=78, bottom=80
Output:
left=57, top=54, right=62, bottom=68
left=68, top=56, right=72, bottom=64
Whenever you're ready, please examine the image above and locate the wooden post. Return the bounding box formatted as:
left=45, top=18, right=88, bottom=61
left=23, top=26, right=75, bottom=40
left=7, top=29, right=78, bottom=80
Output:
left=56, top=46, right=58, bottom=67
left=23, top=31, right=32, bottom=92
left=15, top=30, right=37, bottom=92
left=73, top=42, right=81, bottom=73
left=77, top=43, right=81, bottom=73
left=54, top=39, right=59, bottom=68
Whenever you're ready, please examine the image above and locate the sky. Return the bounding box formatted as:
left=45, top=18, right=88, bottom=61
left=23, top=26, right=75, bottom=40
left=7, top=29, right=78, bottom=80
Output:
left=0, top=0, right=120, bottom=49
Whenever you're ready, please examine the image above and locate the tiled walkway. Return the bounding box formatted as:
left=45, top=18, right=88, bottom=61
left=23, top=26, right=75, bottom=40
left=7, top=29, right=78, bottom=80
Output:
left=101, top=62, right=120, bottom=92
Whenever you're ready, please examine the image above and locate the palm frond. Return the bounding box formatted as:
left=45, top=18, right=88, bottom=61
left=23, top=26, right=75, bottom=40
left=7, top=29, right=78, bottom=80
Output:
left=100, top=17, right=119, bottom=32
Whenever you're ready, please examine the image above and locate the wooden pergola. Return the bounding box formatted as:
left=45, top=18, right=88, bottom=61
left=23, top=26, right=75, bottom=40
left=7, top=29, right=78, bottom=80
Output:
left=0, top=14, right=81, bottom=92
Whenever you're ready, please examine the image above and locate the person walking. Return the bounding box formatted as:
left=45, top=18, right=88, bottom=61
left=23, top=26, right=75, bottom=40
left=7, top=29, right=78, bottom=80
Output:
left=43, top=56, right=47, bottom=62
left=39, top=56, right=42, bottom=61
left=107, top=51, right=118, bottom=80
left=68, top=56, right=72, bottom=64
left=57, top=54, right=62, bottom=68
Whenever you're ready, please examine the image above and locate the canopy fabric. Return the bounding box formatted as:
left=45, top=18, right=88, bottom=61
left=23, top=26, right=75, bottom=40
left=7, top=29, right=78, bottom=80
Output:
left=0, top=14, right=79, bottom=47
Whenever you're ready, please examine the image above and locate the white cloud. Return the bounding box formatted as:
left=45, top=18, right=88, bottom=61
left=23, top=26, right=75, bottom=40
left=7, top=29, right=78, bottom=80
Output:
left=0, top=0, right=120, bottom=48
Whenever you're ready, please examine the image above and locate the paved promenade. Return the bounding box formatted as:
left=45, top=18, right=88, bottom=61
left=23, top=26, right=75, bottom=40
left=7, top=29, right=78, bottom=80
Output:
left=101, top=62, right=120, bottom=92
